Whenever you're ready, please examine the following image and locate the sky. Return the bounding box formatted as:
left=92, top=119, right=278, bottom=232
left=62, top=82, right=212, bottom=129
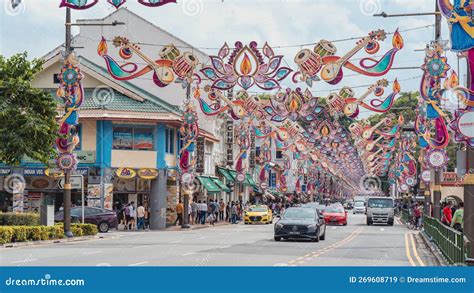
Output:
left=0, top=0, right=464, bottom=116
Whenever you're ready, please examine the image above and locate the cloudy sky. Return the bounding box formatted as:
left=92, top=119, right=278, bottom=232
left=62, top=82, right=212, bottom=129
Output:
left=0, top=0, right=464, bottom=115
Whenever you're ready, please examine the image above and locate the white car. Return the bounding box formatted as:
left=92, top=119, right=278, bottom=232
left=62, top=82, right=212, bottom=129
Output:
left=353, top=201, right=366, bottom=214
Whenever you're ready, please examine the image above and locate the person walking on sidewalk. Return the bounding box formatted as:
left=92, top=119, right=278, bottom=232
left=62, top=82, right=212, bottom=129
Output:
left=231, top=203, right=239, bottom=224
left=451, top=202, right=464, bottom=232
left=191, top=200, right=198, bottom=225
left=137, top=202, right=145, bottom=230
left=442, top=201, right=452, bottom=226
left=129, top=202, right=137, bottom=230
left=174, top=200, right=184, bottom=226
left=219, top=199, right=225, bottom=221
left=226, top=202, right=230, bottom=222
left=200, top=200, right=208, bottom=224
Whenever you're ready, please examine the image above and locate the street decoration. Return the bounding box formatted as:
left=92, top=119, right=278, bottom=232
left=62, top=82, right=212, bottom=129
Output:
left=426, top=148, right=449, bottom=170
left=55, top=53, right=83, bottom=172
left=200, top=41, right=292, bottom=90
left=449, top=108, right=474, bottom=146
left=98, top=37, right=200, bottom=89
left=59, top=0, right=176, bottom=9
left=293, top=29, right=404, bottom=86
left=178, top=95, right=199, bottom=183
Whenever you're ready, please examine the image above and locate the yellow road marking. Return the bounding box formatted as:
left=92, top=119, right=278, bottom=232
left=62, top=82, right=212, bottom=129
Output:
left=404, top=233, right=416, bottom=266
left=409, top=233, right=425, bottom=266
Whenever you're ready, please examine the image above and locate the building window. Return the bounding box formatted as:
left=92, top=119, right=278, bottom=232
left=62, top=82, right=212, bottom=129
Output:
left=113, top=125, right=154, bottom=150
left=276, top=149, right=283, bottom=159
left=165, top=128, right=175, bottom=154
left=53, top=74, right=60, bottom=84
left=255, top=146, right=261, bottom=157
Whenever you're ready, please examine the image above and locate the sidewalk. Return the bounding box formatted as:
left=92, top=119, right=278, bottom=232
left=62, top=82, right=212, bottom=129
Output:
left=166, top=220, right=233, bottom=231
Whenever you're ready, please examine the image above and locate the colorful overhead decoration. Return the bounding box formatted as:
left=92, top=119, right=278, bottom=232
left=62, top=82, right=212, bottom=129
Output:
left=293, top=29, right=404, bottom=86
left=59, top=0, right=176, bottom=9
left=200, top=42, right=292, bottom=90
left=55, top=53, right=83, bottom=172
left=98, top=37, right=200, bottom=89
left=178, top=95, right=199, bottom=184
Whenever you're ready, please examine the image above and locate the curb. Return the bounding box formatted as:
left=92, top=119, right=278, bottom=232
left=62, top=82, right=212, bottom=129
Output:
left=1, top=234, right=105, bottom=249
left=419, top=230, right=449, bottom=266
left=166, top=222, right=232, bottom=231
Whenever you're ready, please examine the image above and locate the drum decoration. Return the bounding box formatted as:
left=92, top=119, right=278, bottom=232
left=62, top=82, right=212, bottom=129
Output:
left=200, top=41, right=292, bottom=90
left=55, top=53, right=83, bottom=172
left=98, top=37, right=200, bottom=89
left=178, top=98, right=199, bottom=177
left=326, top=93, right=345, bottom=115
left=59, top=0, right=176, bottom=9
left=293, top=29, right=404, bottom=86
left=263, top=88, right=324, bottom=122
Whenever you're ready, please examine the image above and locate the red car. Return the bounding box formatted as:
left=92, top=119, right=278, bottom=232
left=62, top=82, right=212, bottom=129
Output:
left=323, top=205, right=348, bottom=225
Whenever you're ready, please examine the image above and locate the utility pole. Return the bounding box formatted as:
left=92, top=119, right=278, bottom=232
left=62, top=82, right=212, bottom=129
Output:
left=181, top=84, right=191, bottom=229
left=62, top=7, right=73, bottom=238
left=432, top=0, right=442, bottom=220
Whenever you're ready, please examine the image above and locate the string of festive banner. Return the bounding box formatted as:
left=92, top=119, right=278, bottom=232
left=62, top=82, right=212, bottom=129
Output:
left=59, top=0, right=176, bottom=9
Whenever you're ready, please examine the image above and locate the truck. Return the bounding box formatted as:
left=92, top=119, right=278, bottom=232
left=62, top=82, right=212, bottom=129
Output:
left=366, top=197, right=394, bottom=226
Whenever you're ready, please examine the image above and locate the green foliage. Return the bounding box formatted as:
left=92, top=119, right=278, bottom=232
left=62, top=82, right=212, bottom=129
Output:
left=0, top=212, right=40, bottom=226
left=0, top=52, right=58, bottom=165
left=0, top=224, right=97, bottom=244
left=366, top=91, right=419, bottom=126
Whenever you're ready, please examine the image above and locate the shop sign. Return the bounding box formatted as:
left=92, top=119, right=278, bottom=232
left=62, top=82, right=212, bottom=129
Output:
left=24, top=168, right=48, bottom=176
left=137, top=168, right=158, bottom=179
left=58, top=176, right=83, bottom=189
left=43, top=167, right=88, bottom=177
left=0, top=168, right=11, bottom=176
left=115, top=167, right=136, bottom=179
left=458, top=111, right=474, bottom=138
left=22, top=151, right=95, bottom=164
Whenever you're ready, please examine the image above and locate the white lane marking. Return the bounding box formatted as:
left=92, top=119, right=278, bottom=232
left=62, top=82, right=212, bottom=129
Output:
left=330, top=227, right=337, bottom=230
left=170, top=240, right=182, bottom=244
left=198, top=236, right=206, bottom=239
left=181, top=252, right=196, bottom=256
left=132, top=245, right=149, bottom=249
left=82, top=250, right=102, bottom=255
left=380, top=228, right=385, bottom=231
left=219, top=245, right=231, bottom=249
left=128, top=261, right=149, bottom=266
left=274, top=263, right=288, bottom=266
left=10, top=259, right=38, bottom=264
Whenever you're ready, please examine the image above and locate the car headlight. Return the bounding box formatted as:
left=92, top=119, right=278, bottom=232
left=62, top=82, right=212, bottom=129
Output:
left=307, top=224, right=317, bottom=230
left=275, top=223, right=283, bottom=229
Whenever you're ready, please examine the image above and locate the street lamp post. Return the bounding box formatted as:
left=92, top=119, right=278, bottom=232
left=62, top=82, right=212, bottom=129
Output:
left=181, top=84, right=191, bottom=229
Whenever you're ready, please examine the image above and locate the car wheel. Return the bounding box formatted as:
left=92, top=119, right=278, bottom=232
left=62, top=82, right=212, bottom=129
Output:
left=388, top=221, right=394, bottom=226
left=274, top=236, right=281, bottom=241
left=320, top=228, right=326, bottom=241
left=367, top=220, right=372, bottom=226
left=343, top=221, right=347, bottom=226
left=98, top=221, right=110, bottom=233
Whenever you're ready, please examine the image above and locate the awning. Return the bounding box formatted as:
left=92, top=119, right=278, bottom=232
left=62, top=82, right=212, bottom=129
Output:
left=197, top=176, right=221, bottom=193
left=245, top=173, right=257, bottom=188
left=217, top=167, right=235, bottom=182
left=212, top=177, right=230, bottom=192
left=268, top=190, right=283, bottom=198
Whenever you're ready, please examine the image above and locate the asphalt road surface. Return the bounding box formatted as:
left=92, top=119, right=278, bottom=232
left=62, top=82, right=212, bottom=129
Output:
left=1, top=214, right=438, bottom=266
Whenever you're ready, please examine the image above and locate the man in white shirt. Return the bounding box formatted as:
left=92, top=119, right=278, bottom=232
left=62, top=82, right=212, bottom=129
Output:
left=199, top=200, right=208, bottom=224
left=136, top=203, right=145, bottom=231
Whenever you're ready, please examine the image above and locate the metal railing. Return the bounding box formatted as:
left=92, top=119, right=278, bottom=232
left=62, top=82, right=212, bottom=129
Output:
left=423, top=215, right=468, bottom=266
left=400, top=209, right=409, bottom=223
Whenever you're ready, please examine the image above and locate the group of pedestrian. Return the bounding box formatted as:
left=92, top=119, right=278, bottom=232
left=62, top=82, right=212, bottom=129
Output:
left=441, top=201, right=464, bottom=232
left=116, top=201, right=150, bottom=231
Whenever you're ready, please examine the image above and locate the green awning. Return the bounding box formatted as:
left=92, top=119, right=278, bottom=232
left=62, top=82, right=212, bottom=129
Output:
left=269, top=190, right=283, bottom=197
left=228, top=169, right=237, bottom=180
left=197, top=176, right=221, bottom=193
left=245, top=173, right=257, bottom=188
left=212, top=177, right=230, bottom=192
left=217, top=167, right=234, bottom=182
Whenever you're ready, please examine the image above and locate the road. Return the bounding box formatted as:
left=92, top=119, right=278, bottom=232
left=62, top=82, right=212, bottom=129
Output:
left=0, top=214, right=438, bottom=266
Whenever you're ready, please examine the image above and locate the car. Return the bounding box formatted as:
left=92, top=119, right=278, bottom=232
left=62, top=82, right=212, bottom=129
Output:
left=274, top=207, right=326, bottom=242
left=302, top=202, right=326, bottom=214
left=244, top=205, right=273, bottom=224
left=55, top=206, right=118, bottom=233
left=323, top=204, right=348, bottom=225
left=353, top=201, right=366, bottom=214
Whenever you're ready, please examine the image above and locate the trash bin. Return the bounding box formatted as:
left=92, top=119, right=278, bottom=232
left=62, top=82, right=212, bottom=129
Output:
left=40, top=205, right=54, bottom=226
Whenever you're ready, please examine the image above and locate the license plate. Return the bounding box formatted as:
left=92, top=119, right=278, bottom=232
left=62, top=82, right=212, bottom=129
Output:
left=289, top=231, right=300, bottom=235
left=330, top=217, right=338, bottom=222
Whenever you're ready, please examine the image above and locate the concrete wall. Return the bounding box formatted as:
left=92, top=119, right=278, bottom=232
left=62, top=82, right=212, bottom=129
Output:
left=111, top=150, right=157, bottom=168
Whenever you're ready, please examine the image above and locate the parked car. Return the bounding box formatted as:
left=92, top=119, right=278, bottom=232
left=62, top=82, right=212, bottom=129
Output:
left=274, top=207, right=326, bottom=242
left=323, top=204, right=348, bottom=225
left=244, top=205, right=273, bottom=224
left=55, top=206, right=118, bottom=232
left=353, top=201, right=366, bottom=214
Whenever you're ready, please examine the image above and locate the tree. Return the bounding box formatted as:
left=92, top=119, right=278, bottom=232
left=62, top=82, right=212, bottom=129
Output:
left=0, top=53, right=58, bottom=165
left=366, top=91, right=419, bottom=126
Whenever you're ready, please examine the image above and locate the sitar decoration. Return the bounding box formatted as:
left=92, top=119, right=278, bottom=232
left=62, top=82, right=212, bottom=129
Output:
left=293, top=29, right=404, bottom=86
left=55, top=53, right=84, bottom=172
left=59, top=0, right=176, bottom=9
left=200, top=42, right=292, bottom=91
left=98, top=37, right=200, bottom=89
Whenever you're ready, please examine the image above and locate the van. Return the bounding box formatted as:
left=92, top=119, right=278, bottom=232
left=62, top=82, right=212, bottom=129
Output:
left=366, top=197, right=394, bottom=226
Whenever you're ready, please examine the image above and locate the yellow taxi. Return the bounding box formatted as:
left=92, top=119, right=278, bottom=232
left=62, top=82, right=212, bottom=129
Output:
left=244, top=205, right=273, bottom=224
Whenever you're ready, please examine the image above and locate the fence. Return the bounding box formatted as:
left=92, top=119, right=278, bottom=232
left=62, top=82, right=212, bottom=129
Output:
left=423, top=215, right=468, bottom=265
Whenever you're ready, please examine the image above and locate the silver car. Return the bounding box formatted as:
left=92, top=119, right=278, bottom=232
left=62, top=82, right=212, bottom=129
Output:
left=353, top=201, right=366, bottom=214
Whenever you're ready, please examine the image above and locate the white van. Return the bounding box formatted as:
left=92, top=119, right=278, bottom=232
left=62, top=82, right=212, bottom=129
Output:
left=366, top=197, right=394, bottom=226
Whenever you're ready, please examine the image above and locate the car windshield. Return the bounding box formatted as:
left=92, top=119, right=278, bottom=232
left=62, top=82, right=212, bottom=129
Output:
left=324, top=206, right=344, bottom=213
left=368, top=199, right=393, bottom=208
left=316, top=205, right=326, bottom=210
left=249, top=206, right=267, bottom=212
left=354, top=202, right=365, bottom=207
left=283, top=208, right=315, bottom=219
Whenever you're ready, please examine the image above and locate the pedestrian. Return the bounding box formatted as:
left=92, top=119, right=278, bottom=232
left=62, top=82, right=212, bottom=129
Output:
left=123, top=203, right=131, bottom=230
left=226, top=202, right=230, bottom=222
left=213, top=200, right=219, bottom=222
left=413, top=204, right=422, bottom=229
left=144, top=202, right=150, bottom=230
left=188, top=202, right=192, bottom=224
left=200, top=200, right=208, bottom=224
left=208, top=199, right=216, bottom=225
left=231, top=203, right=238, bottom=224
left=191, top=200, right=198, bottom=225
left=219, top=199, right=225, bottom=221
left=137, top=202, right=145, bottom=231
left=129, top=201, right=137, bottom=230
left=451, top=202, right=464, bottom=232
left=59, top=203, right=64, bottom=211
left=442, top=201, right=452, bottom=226
left=174, top=200, right=184, bottom=226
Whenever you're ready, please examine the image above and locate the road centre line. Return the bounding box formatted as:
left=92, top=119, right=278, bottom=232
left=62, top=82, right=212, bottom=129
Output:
left=404, top=233, right=416, bottom=266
